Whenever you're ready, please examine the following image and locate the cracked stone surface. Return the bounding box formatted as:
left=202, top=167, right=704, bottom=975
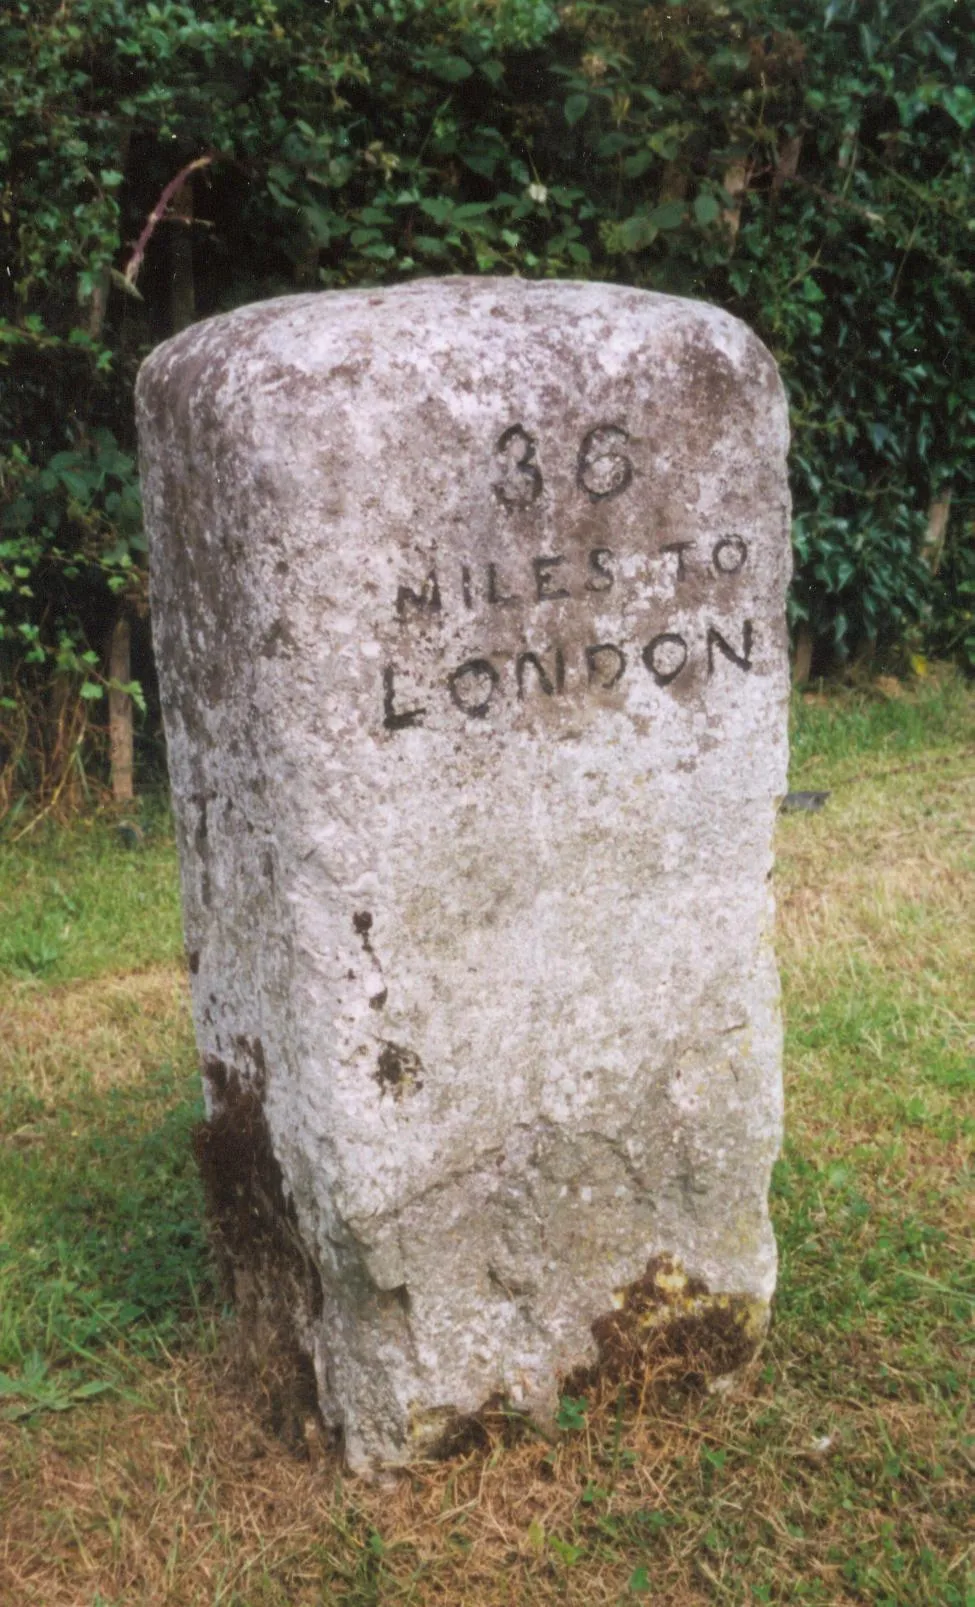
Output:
left=136, top=277, right=792, bottom=1474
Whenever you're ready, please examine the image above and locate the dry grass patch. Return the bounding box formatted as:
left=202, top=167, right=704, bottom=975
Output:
left=1, top=1339, right=969, bottom=1606
left=4, top=1344, right=968, bottom=1607
left=774, top=737, right=973, bottom=1225
left=1, top=965, right=193, bottom=1103
left=776, top=758, right=975, bottom=978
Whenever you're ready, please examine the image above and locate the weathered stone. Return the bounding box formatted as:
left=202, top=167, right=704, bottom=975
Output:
left=136, top=277, right=791, bottom=1474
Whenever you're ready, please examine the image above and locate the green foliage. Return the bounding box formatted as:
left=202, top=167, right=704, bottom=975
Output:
left=555, top=1393, right=588, bottom=1432
left=1, top=0, right=973, bottom=798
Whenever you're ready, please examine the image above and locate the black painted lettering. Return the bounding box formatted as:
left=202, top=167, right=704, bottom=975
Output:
left=516, top=652, right=554, bottom=699
left=712, top=535, right=748, bottom=575
left=577, top=424, right=633, bottom=501
left=707, top=620, right=753, bottom=675
left=642, top=633, right=688, bottom=687
left=555, top=645, right=566, bottom=692
left=395, top=569, right=441, bottom=620
left=533, top=555, right=570, bottom=602
left=487, top=562, right=519, bottom=607
left=661, top=541, right=693, bottom=580
left=448, top=657, right=500, bottom=719
left=586, top=643, right=626, bottom=689
left=494, top=423, right=543, bottom=508
left=461, top=564, right=473, bottom=609
left=585, top=547, right=615, bottom=592
left=383, top=665, right=426, bottom=731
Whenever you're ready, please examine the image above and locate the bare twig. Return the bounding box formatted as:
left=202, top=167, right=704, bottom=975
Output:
left=123, top=153, right=215, bottom=289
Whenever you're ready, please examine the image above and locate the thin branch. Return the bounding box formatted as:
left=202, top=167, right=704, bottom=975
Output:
left=123, top=153, right=215, bottom=288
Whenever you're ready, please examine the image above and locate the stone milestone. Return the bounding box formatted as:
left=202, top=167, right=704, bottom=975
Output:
left=136, top=277, right=792, bottom=1474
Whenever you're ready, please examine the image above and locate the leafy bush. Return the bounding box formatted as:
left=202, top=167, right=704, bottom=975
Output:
left=2, top=0, right=973, bottom=802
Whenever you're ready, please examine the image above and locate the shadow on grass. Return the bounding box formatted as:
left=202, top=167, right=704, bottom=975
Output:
left=0, top=1061, right=215, bottom=1410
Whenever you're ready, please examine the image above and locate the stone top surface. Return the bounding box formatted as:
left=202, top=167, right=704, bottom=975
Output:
left=138, top=275, right=790, bottom=741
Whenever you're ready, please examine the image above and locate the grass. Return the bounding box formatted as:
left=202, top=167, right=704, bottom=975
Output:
left=0, top=670, right=972, bottom=1605
left=0, top=807, right=206, bottom=1398
left=0, top=809, right=183, bottom=981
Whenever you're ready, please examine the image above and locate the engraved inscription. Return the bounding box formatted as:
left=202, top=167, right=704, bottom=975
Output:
left=643, top=633, right=688, bottom=687
left=448, top=658, right=500, bottom=718
left=661, top=541, right=693, bottom=580
left=492, top=423, right=634, bottom=510
left=516, top=651, right=554, bottom=699
left=533, top=556, right=570, bottom=602
left=713, top=535, right=748, bottom=575
left=487, top=562, right=519, bottom=607
left=380, top=420, right=758, bottom=731
left=383, top=666, right=425, bottom=731
left=382, top=622, right=754, bottom=729
left=586, top=548, right=615, bottom=592
left=586, top=643, right=626, bottom=688
left=494, top=424, right=543, bottom=508
left=577, top=425, right=633, bottom=502
left=707, top=621, right=753, bottom=675
left=396, top=570, right=441, bottom=620
left=390, top=538, right=749, bottom=622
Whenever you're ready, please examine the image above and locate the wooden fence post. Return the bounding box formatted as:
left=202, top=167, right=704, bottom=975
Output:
left=109, top=614, right=134, bottom=802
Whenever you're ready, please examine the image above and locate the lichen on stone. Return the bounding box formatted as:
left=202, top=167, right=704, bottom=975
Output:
left=590, top=1253, right=769, bottom=1383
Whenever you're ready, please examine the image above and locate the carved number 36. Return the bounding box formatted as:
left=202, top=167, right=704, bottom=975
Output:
left=494, top=422, right=633, bottom=508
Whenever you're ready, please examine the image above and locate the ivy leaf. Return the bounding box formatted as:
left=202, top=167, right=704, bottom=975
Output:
left=596, top=132, right=630, bottom=157
left=463, top=151, right=498, bottom=178
left=623, top=149, right=655, bottom=178
left=693, top=192, right=721, bottom=226
left=302, top=204, right=339, bottom=246
left=648, top=127, right=685, bottom=159
left=419, top=197, right=454, bottom=223
left=943, top=86, right=975, bottom=129
left=58, top=469, right=95, bottom=500
left=648, top=200, right=686, bottom=230
left=412, top=235, right=449, bottom=257
left=564, top=93, right=589, bottom=127
left=869, top=421, right=892, bottom=450
left=620, top=214, right=655, bottom=250
left=431, top=55, right=473, bottom=83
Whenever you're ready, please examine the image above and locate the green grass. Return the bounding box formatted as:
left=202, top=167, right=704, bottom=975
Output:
left=0, top=811, right=209, bottom=1409
left=789, top=668, right=975, bottom=780
left=0, top=812, right=183, bottom=982
left=0, top=1061, right=211, bottom=1385
left=0, top=670, right=972, bottom=1606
